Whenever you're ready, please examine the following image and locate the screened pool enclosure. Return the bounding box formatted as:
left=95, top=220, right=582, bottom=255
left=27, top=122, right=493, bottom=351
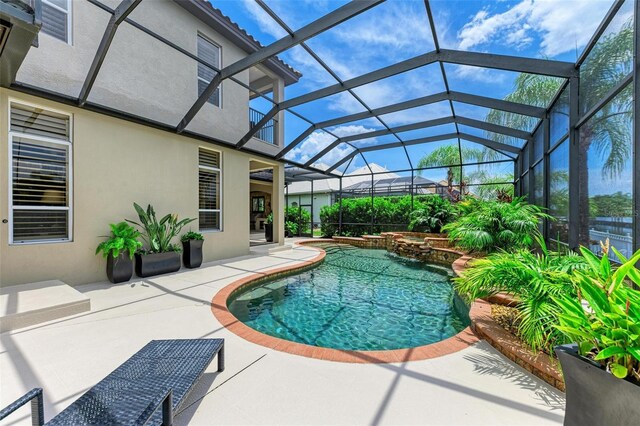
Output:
left=8, top=0, right=638, bottom=258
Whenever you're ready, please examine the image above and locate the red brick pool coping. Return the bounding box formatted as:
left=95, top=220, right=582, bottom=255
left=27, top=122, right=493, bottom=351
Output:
left=211, top=240, right=480, bottom=363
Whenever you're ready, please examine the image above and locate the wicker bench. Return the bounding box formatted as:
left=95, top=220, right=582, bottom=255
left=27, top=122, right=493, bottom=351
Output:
left=0, top=339, right=224, bottom=425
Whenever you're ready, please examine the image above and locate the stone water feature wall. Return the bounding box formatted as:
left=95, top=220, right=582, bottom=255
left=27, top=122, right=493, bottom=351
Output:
left=329, top=232, right=463, bottom=265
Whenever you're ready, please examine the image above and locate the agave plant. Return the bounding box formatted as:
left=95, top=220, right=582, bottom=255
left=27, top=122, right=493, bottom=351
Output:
left=554, top=242, right=640, bottom=382
left=127, top=203, right=195, bottom=253
left=95, top=222, right=142, bottom=259
left=454, top=238, right=587, bottom=353
left=442, top=197, right=550, bottom=253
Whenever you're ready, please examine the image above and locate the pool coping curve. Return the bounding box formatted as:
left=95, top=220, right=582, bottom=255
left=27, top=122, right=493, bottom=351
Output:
left=211, top=239, right=480, bottom=363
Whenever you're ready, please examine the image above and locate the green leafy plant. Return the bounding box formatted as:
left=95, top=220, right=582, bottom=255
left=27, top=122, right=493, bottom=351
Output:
left=285, top=206, right=311, bottom=236
left=127, top=203, right=195, bottom=253
left=265, top=212, right=273, bottom=224
left=181, top=231, right=203, bottom=242
left=408, top=195, right=457, bottom=233
left=442, top=197, right=550, bottom=253
left=454, top=238, right=587, bottom=353
left=554, top=242, right=640, bottom=382
left=95, top=222, right=142, bottom=259
left=320, top=194, right=454, bottom=237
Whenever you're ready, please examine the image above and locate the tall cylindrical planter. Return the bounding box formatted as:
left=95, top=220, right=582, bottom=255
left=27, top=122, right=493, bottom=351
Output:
left=265, top=223, right=273, bottom=242
left=555, top=344, right=640, bottom=426
left=135, top=252, right=181, bottom=278
left=106, top=253, right=134, bottom=284
left=182, top=239, right=203, bottom=269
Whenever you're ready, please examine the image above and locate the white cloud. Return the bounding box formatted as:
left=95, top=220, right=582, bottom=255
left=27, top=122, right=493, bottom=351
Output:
left=451, top=64, right=509, bottom=84
left=286, top=125, right=377, bottom=165
left=332, top=2, right=434, bottom=53
left=239, top=0, right=287, bottom=39
left=456, top=0, right=616, bottom=57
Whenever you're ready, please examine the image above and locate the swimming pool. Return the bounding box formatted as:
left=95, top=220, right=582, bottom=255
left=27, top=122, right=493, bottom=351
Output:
left=227, top=244, right=470, bottom=351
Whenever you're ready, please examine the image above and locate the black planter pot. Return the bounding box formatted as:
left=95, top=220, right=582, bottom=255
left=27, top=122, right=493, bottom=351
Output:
left=135, top=251, right=181, bottom=278
left=265, top=223, right=273, bottom=242
left=555, top=344, right=640, bottom=426
left=106, top=253, right=134, bottom=283
left=182, top=239, right=203, bottom=269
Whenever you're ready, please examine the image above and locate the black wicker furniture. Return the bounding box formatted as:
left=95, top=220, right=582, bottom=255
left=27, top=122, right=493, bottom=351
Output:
left=0, top=339, right=224, bottom=426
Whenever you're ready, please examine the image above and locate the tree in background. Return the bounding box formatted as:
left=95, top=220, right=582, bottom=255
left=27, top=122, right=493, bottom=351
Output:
left=416, top=145, right=510, bottom=200
left=486, top=19, right=633, bottom=246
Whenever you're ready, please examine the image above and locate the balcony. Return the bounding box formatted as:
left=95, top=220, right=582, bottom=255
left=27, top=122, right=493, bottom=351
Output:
left=249, top=107, right=275, bottom=144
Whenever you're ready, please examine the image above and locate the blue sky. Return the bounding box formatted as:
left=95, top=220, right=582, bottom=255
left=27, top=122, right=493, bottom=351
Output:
left=211, top=0, right=623, bottom=178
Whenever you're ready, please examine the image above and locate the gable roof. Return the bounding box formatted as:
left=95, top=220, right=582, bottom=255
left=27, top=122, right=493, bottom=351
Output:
left=286, top=163, right=399, bottom=195
left=174, top=0, right=301, bottom=85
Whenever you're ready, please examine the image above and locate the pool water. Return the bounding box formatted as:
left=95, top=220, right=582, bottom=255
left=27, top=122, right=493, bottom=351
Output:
left=228, top=244, right=470, bottom=351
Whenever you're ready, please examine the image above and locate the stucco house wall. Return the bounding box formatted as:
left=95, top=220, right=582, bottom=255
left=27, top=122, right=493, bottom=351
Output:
left=0, top=89, right=285, bottom=286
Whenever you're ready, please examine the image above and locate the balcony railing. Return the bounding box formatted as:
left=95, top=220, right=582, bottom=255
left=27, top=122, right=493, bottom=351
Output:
left=249, top=107, right=275, bottom=144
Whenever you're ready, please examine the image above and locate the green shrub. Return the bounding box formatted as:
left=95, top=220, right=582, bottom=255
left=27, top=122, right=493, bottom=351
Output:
left=127, top=203, right=195, bottom=253
left=285, top=206, right=311, bottom=235
left=408, top=195, right=457, bottom=233
left=454, top=238, right=587, bottom=353
left=319, top=195, right=454, bottom=237
left=442, top=197, right=549, bottom=253
left=181, top=231, right=203, bottom=242
left=95, top=222, right=142, bottom=259
left=555, top=243, right=640, bottom=382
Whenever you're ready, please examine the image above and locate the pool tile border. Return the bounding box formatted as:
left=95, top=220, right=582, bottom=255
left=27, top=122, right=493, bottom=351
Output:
left=211, top=240, right=479, bottom=364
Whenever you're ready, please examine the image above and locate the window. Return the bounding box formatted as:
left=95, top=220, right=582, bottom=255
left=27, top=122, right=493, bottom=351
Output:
left=197, top=34, right=221, bottom=107
left=252, top=196, right=265, bottom=213
left=41, top=0, right=71, bottom=43
left=199, top=149, right=222, bottom=231
left=9, top=102, right=72, bottom=243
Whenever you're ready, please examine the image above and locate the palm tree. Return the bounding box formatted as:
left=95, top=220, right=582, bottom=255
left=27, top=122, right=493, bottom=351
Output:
left=417, top=144, right=505, bottom=199
left=486, top=19, right=633, bottom=246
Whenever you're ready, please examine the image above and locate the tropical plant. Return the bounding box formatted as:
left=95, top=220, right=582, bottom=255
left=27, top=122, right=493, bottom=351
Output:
left=127, top=203, right=195, bottom=253
left=181, top=231, right=203, bottom=242
left=416, top=145, right=510, bottom=200
left=95, top=222, right=142, bottom=259
left=454, top=238, right=587, bottom=353
left=442, top=197, right=549, bottom=253
left=285, top=206, right=311, bottom=235
left=487, top=19, right=633, bottom=245
left=320, top=195, right=443, bottom=237
left=554, top=242, right=640, bottom=382
left=265, top=212, right=273, bottom=224
left=408, top=195, right=456, bottom=233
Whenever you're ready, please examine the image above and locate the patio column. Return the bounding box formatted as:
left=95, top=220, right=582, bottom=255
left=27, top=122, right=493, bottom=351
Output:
left=272, top=164, right=285, bottom=245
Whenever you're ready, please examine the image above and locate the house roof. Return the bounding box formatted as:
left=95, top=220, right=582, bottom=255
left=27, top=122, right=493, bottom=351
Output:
left=342, top=175, right=438, bottom=192
left=175, top=0, right=301, bottom=85
left=285, top=164, right=399, bottom=195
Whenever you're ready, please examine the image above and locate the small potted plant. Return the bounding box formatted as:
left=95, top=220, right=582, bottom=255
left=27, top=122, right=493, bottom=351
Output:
left=95, top=222, right=142, bottom=283
left=127, top=203, right=195, bottom=278
left=181, top=231, right=204, bottom=269
left=264, top=213, right=273, bottom=242
left=554, top=241, right=640, bottom=425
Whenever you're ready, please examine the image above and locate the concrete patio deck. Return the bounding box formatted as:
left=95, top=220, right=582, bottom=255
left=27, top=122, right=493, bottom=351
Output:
left=0, top=243, right=565, bottom=425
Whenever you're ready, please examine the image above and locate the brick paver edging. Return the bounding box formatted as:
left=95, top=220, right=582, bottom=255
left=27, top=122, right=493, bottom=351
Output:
left=211, top=241, right=478, bottom=363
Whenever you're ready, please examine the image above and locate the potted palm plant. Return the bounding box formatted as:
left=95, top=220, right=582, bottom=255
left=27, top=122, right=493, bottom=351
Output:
left=181, top=231, right=204, bottom=269
left=264, top=213, right=273, bottom=242
left=554, top=242, right=640, bottom=426
left=95, top=222, right=142, bottom=283
left=127, top=203, right=195, bottom=278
